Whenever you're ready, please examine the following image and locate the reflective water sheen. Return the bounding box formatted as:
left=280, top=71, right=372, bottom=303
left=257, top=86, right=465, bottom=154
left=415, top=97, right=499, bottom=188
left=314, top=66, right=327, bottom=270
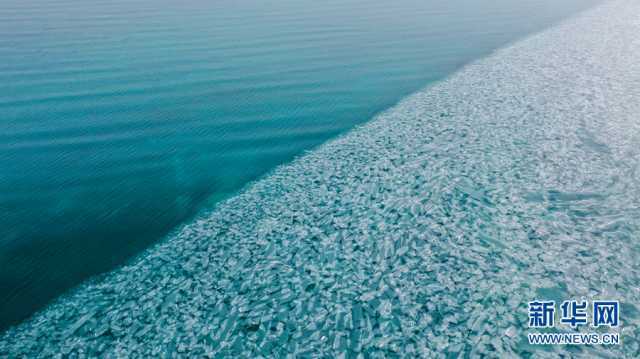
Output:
left=0, top=0, right=601, bottom=329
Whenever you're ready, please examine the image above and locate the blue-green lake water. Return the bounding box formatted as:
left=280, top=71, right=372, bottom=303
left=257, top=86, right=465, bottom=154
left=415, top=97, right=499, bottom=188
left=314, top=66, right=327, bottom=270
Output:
left=0, top=0, right=600, bottom=329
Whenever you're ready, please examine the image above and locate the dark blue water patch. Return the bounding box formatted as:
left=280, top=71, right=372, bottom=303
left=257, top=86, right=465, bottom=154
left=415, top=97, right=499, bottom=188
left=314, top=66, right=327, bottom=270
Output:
left=0, top=0, right=601, bottom=330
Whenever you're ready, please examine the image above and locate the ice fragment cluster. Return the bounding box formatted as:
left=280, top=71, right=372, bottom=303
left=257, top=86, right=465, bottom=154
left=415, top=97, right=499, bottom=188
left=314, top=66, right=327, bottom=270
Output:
left=2, top=0, right=640, bottom=357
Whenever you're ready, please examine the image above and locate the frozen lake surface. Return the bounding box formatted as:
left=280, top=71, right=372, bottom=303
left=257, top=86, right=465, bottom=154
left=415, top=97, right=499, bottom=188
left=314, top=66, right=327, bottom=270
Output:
left=0, top=0, right=601, bottom=328
left=2, top=0, right=639, bottom=357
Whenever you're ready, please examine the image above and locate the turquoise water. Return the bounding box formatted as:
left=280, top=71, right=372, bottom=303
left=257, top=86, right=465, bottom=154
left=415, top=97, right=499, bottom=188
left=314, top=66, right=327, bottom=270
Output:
left=0, top=0, right=601, bottom=329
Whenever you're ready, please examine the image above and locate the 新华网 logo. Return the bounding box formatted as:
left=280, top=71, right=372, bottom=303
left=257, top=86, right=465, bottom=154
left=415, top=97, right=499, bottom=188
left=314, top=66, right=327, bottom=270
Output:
left=528, top=300, right=619, bottom=328
left=526, top=300, right=620, bottom=345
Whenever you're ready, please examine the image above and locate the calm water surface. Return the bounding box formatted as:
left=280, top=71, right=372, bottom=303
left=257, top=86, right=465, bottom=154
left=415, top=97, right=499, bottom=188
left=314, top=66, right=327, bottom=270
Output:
left=0, top=0, right=600, bottom=329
